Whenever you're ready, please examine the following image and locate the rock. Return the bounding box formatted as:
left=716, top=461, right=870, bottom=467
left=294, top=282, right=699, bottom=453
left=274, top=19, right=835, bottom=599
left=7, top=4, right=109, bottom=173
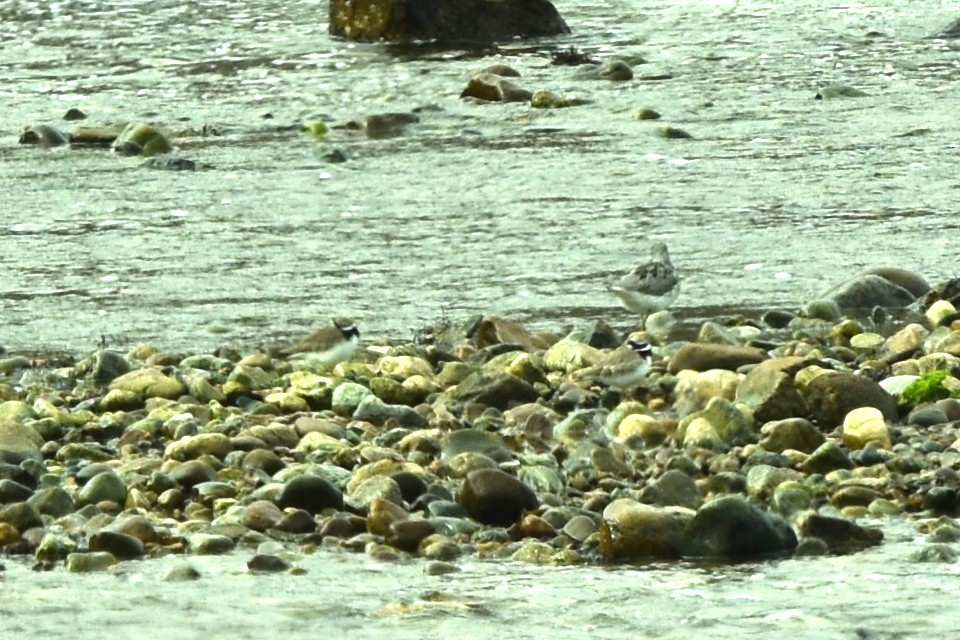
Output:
left=0, top=419, right=43, bottom=464
left=88, top=531, right=145, bottom=559
left=0, top=479, right=33, bottom=503
left=349, top=476, right=404, bottom=511
left=543, top=339, right=602, bottom=373
left=162, top=561, right=202, bottom=582
left=387, top=519, right=436, bottom=551
left=278, top=475, right=344, bottom=514
left=824, top=273, right=918, bottom=311
left=683, top=397, right=755, bottom=447
left=88, top=350, right=131, bottom=383
left=814, top=85, right=868, bottom=100
left=19, top=124, right=69, bottom=147
left=759, top=417, right=824, bottom=454
left=801, top=441, right=854, bottom=475
left=389, top=471, right=429, bottom=505
left=470, top=315, right=552, bottom=351
left=108, top=368, right=186, bottom=400
left=66, top=551, right=118, bottom=572
left=168, top=460, right=219, bottom=490
left=460, top=74, right=534, bottom=103
left=0, top=502, right=42, bottom=533
left=679, top=495, right=797, bottom=559
left=113, top=122, right=173, bottom=156
left=241, top=500, right=285, bottom=532
left=451, top=372, right=539, bottom=411
left=668, top=343, right=767, bottom=374
left=36, top=532, right=78, bottom=563
left=188, top=533, right=236, bottom=555
left=441, top=429, right=512, bottom=462
left=599, top=60, right=633, bottom=81
left=598, top=499, right=692, bottom=560
left=800, top=372, right=897, bottom=429
left=842, top=407, right=892, bottom=450
left=331, top=382, right=373, bottom=417
left=353, top=395, right=428, bottom=428
left=77, top=471, right=127, bottom=507
left=679, top=417, right=727, bottom=452
left=459, top=469, right=538, bottom=526
left=366, top=497, right=409, bottom=536
left=164, top=433, right=232, bottom=461
left=735, top=360, right=808, bottom=424
left=797, top=513, right=883, bottom=553
left=329, top=0, right=570, bottom=44
left=640, top=469, right=703, bottom=509
left=673, top=369, right=741, bottom=417
left=247, top=554, right=291, bottom=573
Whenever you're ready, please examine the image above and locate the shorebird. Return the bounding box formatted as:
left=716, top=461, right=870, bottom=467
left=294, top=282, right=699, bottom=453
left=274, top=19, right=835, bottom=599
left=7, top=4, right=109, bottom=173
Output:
left=611, top=242, right=680, bottom=327
left=278, top=317, right=360, bottom=364
left=573, top=338, right=653, bottom=390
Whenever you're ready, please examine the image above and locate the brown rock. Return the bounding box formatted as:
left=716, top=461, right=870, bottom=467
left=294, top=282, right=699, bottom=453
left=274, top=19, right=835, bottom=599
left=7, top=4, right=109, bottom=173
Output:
left=668, top=343, right=767, bottom=374
left=800, top=372, right=897, bottom=430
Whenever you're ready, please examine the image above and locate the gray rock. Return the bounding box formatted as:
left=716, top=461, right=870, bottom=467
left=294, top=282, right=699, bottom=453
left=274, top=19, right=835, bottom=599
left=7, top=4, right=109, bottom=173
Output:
left=797, top=512, right=883, bottom=553
left=0, top=419, right=42, bottom=465
left=77, top=471, right=127, bottom=507
left=35, top=532, right=78, bottom=563
left=801, top=441, right=854, bottom=474
left=679, top=495, right=797, bottom=559
left=89, top=530, right=145, bottom=559
left=27, top=487, right=75, bottom=518
left=451, top=371, right=540, bottom=411
left=641, top=469, right=703, bottom=510
left=162, top=561, right=202, bottom=582
left=459, top=468, right=538, bottom=526
left=241, top=500, right=285, bottom=532
left=331, top=382, right=373, bottom=417
left=0, top=501, right=42, bottom=533
left=353, top=395, right=428, bottom=428
left=278, top=475, right=344, bottom=514
left=825, top=273, right=918, bottom=311
left=188, top=533, right=236, bottom=555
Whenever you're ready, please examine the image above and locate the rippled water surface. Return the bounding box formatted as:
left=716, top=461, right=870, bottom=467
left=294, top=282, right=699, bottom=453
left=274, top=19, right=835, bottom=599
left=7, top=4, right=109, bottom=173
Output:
left=3, top=1, right=960, bottom=636
left=3, top=0, right=960, bottom=352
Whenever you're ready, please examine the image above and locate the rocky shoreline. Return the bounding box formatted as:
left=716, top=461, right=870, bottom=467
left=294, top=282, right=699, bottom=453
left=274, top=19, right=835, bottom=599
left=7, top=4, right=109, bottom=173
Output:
left=2, top=270, right=960, bottom=576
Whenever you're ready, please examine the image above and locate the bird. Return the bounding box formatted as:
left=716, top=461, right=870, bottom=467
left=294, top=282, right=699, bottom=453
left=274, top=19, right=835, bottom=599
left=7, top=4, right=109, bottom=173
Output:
left=573, top=338, right=654, bottom=390
left=611, top=242, right=680, bottom=327
left=277, top=317, right=360, bottom=364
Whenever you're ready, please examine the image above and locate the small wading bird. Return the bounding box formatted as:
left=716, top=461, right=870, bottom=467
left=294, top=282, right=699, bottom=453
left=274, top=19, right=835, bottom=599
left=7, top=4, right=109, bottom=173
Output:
left=611, top=242, right=680, bottom=328
left=278, top=317, right=360, bottom=364
left=573, top=338, right=654, bottom=390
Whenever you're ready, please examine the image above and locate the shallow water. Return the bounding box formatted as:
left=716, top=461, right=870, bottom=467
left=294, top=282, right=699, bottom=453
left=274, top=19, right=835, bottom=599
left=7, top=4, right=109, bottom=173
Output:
left=2, top=0, right=960, bottom=352
left=2, top=519, right=954, bottom=640
left=3, top=0, right=960, bottom=636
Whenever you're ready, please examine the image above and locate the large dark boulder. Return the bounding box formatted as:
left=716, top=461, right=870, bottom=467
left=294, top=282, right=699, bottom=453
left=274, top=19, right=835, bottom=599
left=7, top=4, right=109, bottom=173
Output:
left=679, top=495, right=797, bottom=559
left=329, top=0, right=570, bottom=45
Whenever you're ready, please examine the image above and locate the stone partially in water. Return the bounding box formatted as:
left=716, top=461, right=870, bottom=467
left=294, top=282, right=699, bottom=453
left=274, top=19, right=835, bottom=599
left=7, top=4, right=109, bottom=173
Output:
left=112, top=122, right=173, bottom=157
left=18, top=124, right=69, bottom=147
left=598, top=499, right=691, bottom=560
left=679, top=495, right=797, bottom=559
left=278, top=475, right=344, bottom=514
left=329, top=0, right=570, bottom=44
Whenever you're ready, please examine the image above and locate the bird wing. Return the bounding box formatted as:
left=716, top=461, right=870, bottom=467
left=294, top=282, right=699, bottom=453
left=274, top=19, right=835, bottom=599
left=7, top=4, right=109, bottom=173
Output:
left=616, top=262, right=678, bottom=296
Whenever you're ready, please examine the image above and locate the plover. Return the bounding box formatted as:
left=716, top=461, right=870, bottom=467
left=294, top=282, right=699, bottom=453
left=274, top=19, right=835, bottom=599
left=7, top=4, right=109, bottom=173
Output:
left=612, top=242, right=680, bottom=327
left=279, top=317, right=360, bottom=364
left=574, top=339, right=653, bottom=389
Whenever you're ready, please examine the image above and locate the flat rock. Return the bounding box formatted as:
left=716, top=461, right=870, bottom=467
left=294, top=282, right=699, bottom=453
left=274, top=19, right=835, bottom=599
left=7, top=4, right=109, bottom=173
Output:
left=801, top=372, right=897, bottom=430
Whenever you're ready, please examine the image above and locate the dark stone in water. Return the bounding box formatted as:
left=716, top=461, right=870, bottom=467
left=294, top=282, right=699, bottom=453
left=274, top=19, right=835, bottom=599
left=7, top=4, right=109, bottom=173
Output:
left=247, top=554, right=290, bottom=573
left=329, top=0, right=570, bottom=45
left=389, top=471, right=428, bottom=505
left=89, top=530, right=145, bottom=559
left=679, top=495, right=797, bottom=559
